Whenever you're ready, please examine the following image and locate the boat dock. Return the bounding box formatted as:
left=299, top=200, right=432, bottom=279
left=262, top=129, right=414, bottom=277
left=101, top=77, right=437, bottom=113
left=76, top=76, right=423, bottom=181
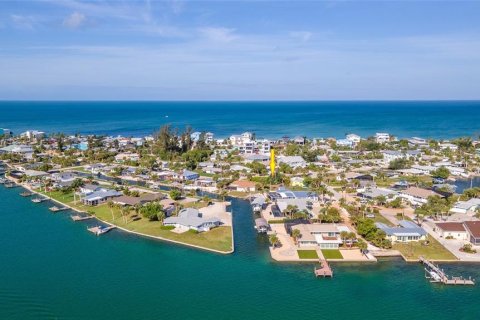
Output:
left=420, top=256, right=475, bottom=286
left=88, top=225, right=116, bottom=236
left=71, top=215, right=94, bottom=222
left=49, top=206, right=68, bottom=213
left=20, top=191, right=33, bottom=197
left=314, top=260, right=333, bottom=278
left=32, top=197, right=48, bottom=203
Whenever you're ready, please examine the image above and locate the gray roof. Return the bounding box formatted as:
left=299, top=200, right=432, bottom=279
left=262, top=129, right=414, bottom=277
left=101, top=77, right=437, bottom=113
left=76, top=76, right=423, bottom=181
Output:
left=163, top=208, right=220, bottom=229
left=376, top=221, right=427, bottom=237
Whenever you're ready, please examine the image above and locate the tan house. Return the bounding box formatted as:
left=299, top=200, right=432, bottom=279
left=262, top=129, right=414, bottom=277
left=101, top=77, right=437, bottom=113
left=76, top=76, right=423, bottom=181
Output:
left=229, top=180, right=256, bottom=192
left=434, top=222, right=469, bottom=240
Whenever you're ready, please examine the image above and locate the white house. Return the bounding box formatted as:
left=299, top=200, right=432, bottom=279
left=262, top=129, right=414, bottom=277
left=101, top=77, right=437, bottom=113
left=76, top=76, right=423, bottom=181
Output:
left=346, top=133, right=361, bottom=144
left=375, top=132, right=391, bottom=143
left=450, top=198, right=480, bottom=214
left=292, top=223, right=351, bottom=249
left=435, top=223, right=469, bottom=240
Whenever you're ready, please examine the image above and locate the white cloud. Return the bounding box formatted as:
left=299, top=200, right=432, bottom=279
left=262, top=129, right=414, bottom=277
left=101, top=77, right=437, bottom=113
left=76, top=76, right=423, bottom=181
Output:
left=199, top=27, right=237, bottom=43
left=10, top=14, right=36, bottom=30
left=63, top=12, right=86, bottom=28
left=289, top=31, right=312, bottom=42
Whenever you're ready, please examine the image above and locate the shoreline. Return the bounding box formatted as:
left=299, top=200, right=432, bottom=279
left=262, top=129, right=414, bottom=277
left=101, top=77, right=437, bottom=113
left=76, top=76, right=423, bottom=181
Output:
left=4, top=174, right=234, bottom=255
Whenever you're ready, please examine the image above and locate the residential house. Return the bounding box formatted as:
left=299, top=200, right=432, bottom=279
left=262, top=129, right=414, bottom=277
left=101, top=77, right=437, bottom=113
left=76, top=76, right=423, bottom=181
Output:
left=450, top=198, right=480, bottom=214
left=229, top=180, right=256, bottom=192
left=292, top=223, right=351, bottom=249
left=163, top=208, right=221, bottom=232
left=434, top=223, right=469, bottom=240
left=82, top=189, right=122, bottom=206
left=463, top=221, right=480, bottom=245
left=277, top=156, right=307, bottom=169
left=375, top=132, right=391, bottom=143
left=376, top=220, right=427, bottom=243
left=399, top=187, right=442, bottom=206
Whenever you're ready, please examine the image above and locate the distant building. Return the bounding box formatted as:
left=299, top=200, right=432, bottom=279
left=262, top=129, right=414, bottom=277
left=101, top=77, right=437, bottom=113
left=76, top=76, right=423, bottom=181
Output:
left=346, top=134, right=361, bottom=145
left=375, top=132, right=390, bottom=143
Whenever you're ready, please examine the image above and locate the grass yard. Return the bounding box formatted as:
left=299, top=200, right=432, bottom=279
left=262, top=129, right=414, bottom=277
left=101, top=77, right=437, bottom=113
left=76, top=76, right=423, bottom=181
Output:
left=39, top=190, right=233, bottom=253
left=321, top=249, right=344, bottom=260
left=393, top=236, right=457, bottom=261
left=297, top=250, right=319, bottom=259
left=371, top=213, right=395, bottom=227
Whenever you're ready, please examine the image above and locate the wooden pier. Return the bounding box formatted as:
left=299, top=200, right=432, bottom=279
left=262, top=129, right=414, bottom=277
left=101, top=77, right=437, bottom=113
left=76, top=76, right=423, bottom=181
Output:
left=420, top=256, right=475, bottom=286
left=71, top=215, right=94, bottom=222
left=49, top=206, right=68, bottom=213
left=314, top=260, right=333, bottom=278
left=20, top=191, right=33, bottom=197
left=88, top=225, right=116, bottom=236
left=32, top=197, right=48, bottom=203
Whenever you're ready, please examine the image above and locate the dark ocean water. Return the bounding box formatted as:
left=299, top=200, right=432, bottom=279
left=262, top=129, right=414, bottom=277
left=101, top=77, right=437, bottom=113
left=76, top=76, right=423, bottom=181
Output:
left=1, top=101, right=479, bottom=139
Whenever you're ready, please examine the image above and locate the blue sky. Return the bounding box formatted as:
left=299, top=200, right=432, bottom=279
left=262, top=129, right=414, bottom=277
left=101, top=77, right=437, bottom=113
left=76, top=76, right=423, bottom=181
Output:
left=1, top=0, right=480, bottom=100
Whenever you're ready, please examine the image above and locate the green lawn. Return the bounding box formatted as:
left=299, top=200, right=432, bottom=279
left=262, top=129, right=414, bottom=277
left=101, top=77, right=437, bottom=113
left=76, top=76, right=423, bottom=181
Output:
left=321, top=249, right=344, bottom=259
left=371, top=213, right=395, bottom=227
left=297, top=250, right=319, bottom=259
left=39, top=190, right=233, bottom=253
left=393, top=236, right=457, bottom=261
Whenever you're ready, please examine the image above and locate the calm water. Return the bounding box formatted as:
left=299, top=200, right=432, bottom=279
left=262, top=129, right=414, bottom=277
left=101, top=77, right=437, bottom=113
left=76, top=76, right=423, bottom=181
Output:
left=1, top=101, right=480, bottom=139
left=1, top=181, right=480, bottom=319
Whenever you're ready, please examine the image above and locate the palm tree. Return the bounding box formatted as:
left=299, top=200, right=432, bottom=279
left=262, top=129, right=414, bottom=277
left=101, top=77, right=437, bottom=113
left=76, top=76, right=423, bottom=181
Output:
left=285, top=204, right=298, bottom=219
left=107, top=201, right=116, bottom=221
left=269, top=234, right=280, bottom=249
left=291, top=229, right=302, bottom=245
left=340, top=231, right=349, bottom=246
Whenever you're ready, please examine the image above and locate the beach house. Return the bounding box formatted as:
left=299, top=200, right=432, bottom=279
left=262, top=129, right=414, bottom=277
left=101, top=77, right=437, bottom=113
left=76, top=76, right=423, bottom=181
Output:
left=276, top=156, right=307, bottom=169
left=82, top=189, right=122, bottom=206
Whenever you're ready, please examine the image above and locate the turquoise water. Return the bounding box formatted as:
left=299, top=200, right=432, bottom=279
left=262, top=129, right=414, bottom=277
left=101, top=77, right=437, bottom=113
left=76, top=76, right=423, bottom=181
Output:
left=1, top=101, right=480, bottom=139
left=1, top=182, right=480, bottom=319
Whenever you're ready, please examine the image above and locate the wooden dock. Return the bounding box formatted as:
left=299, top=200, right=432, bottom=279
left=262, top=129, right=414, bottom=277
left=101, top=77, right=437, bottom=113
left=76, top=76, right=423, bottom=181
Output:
left=88, top=225, right=116, bottom=236
left=49, top=206, right=68, bottom=213
left=32, top=197, right=48, bottom=203
left=314, top=260, right=333, bottom=278
left=20, top=191, right=33, bottom=197
left=71, top=215, right=94, bottom=222
left=420, top=256, right=475, bottom=286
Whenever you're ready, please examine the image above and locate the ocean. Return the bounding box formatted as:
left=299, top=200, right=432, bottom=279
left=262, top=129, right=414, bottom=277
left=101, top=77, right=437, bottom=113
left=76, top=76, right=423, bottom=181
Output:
left=0, top=183, right=479, bottom=320
left=2, top=101, right=480, bottom=319
left=1, top=100, right=480, bottom=139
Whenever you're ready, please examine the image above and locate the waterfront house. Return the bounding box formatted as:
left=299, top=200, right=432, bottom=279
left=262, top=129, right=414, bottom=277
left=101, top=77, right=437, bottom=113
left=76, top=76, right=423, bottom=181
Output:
left=163, top=208, right=221, bottom=232
left=291, top=223, right=350, bottom=249
left=463, top=221, right=480, bottom=246
left=375, top=133, right=391, bottom=143
left=346, top=134, right=361, bottom=145
left=450, top=198, right=480, bottom=215
left=269, top=187, right=318, bottom=201
left=276, top=198, right=314, bottom=218
left=434, top=223, right=469, bottom=240
left=174, top=169, right=199, bottom=181
left=399, top=187, right=442, bottom=206
left=79, top=184, right=102, bottom=195
left=229, top=180, right=256, bottom=192
left=376, top=220, right=427, bottom=243
left=82, top=189, right=122, bottom=206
